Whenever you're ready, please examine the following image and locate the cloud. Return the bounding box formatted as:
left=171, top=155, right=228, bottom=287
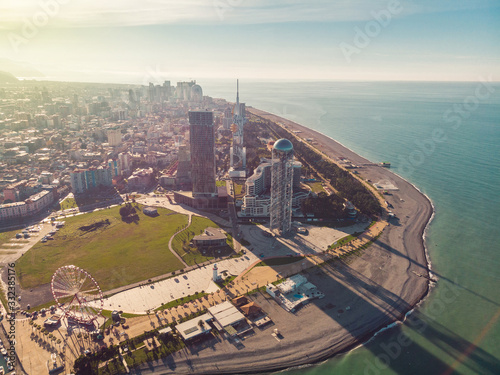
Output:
left=0, top=0, right=497, bottom=30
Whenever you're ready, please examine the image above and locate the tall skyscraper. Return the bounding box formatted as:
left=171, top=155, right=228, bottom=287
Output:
left=270, top=138, right=294, bottom=235
left=189, top=111, right=216, bottom=197
left=229, top=80, right=247, bottom=178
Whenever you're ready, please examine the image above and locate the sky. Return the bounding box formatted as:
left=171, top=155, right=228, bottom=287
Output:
left=0, top=0, right=499, bottom=83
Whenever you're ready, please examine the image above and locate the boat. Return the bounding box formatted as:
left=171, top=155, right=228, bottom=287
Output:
left=1, top=347, right=7, bottom=355
left=380, top=162, right=391, bottom=167
left=0, top=365, right=4, bottom=374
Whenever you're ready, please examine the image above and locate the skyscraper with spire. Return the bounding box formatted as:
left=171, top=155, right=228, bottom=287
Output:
left=229, top=79, right=247, bottom=178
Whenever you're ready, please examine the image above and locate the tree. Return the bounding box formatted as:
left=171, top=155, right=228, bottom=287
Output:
left=198, top=320, right=205, bottom=330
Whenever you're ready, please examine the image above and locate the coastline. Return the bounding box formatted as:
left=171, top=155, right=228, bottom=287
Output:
left=246, top=109, right=434, bottom=367
left=132, top=107, right=435, bottom=375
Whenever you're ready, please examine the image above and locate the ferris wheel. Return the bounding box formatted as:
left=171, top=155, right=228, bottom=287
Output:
left=51, top=265, right=104, bottom=324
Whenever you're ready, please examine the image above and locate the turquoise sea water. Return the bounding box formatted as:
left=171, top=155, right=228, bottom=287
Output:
left=204, top=80, right=500, bottom=375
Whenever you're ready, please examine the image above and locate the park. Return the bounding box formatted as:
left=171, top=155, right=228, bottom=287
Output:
left=16, top=203, right=226, bottom=297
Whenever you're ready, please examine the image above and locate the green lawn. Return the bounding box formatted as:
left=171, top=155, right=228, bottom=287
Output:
left=215, top=180, right=226, bottom=187
left=328, top=234, right=358, bottom=249
left=17, top=204, right=189, bottom=292
left=234, top=183, right=244, bottom=197
left=305, top=182, right=326, bottom=194
left=59, top=197, right=77, bottom=210
left=0, top=229, right=19, bottom=247
left=171, top=216, right=221, bottom=266
left=155, top=291, right=208, bottom=311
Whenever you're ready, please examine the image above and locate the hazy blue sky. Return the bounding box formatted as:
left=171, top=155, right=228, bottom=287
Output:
left=0, top=0, right=498, bottom=82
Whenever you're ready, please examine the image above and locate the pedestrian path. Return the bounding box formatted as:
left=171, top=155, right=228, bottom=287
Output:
left=168, top=214, right=191, bottom=267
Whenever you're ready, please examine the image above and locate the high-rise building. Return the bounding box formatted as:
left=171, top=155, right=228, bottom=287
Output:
left=84, top=167, right=112, bottom=190
left=189, top=111, right=216, bottom=197
left=177, top=145, right=191, bottom=184
left=70, top=170, right=87, bottom=194
left=118, top=152, right=132, bottom=175
left=245, top=158, right=302, bottom=196
left=270, top=139, right=294, bottom=235
left=223, top=106, right=232, bottom=129
left=190, top=84, right=203, bottom=102
left=108, top=159, right=121, bottom=177
left=107, top=128, right=122, bottom=146
left=176, top=81, right=197, bottom=101
left=229, top=80, right=247, bottom=178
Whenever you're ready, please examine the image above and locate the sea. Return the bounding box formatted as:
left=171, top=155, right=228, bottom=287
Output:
left=202, top=80, right=500, bottom=375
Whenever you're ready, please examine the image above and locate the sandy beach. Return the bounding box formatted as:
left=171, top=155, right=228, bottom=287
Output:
left=126, top=108, right=434, bottom=374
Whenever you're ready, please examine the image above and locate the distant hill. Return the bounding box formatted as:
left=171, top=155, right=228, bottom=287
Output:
left=0, top=71, right=19, bottom=83
left=0, top=58, right=45, bottom=78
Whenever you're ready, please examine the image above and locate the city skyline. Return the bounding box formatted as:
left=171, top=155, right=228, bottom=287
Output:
left=0, top=0, right=498, bottom=83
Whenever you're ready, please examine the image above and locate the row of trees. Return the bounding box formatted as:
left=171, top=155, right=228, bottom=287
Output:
left=244, top=119, right=272, bottom=172
left=301, top=191, right=346, bottom=219
left=260, top=118, right=381, bottom=217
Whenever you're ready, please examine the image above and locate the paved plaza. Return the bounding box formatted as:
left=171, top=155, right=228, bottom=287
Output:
left=101, top=252, right=259, bottom=313
left=99, top=221, right=370, bottom=313
left=241, top=222, right=369, bottom=257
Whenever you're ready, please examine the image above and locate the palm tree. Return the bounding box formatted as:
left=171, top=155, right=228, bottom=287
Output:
left=197, top=320, right=205, bottom=331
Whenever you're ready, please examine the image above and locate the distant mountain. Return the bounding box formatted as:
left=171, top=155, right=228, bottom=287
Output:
left=0, top=58, right=45, bottom=78
left=0, top=71, right=19, bottom=83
